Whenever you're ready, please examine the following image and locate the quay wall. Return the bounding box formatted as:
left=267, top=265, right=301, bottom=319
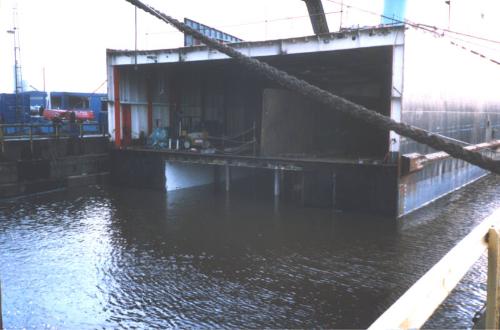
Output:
left=0, top=137, right=109, bottom=198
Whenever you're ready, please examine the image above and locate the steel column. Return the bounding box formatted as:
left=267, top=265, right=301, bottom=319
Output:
left=274, top=168, right=280, bottom=196
left=225, top=164, right=231, bottom=192
left=113, top=67, right=122, bottom=147
left=147, top=79, right=153, bottom=134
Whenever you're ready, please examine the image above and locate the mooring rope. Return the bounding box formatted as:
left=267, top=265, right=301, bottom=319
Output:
left=124, top=0, right=500, bottom=175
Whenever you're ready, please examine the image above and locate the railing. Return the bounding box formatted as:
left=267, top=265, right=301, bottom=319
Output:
left=402, top=139, right=500, bottom=175
left=0, top=122, right=107, bottom=154
left=208, top=123, right=257, bottom=156
left=369, top=209, right=500, bottom=329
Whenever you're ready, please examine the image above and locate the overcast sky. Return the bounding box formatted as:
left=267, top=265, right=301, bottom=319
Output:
left=0, top=0, right=385, bottom=93
left=0, top=0, right=499, bottom=94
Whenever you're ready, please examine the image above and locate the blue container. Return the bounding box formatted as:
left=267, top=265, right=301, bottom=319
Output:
left=0, top=93, right=31, bottom=123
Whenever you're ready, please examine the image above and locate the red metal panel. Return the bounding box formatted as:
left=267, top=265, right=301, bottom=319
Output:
left=113, top=67, right=121, bottom=147
left=43, top=109, right=94, bottom=121
left=122, top=104, right=132, bottom=146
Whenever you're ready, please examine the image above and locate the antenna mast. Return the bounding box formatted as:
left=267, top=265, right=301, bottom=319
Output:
left=7, top=7, right=24, bottom=121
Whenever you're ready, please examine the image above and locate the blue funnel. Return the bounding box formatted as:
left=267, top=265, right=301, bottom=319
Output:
left=381, top=0, right=407, bottom=25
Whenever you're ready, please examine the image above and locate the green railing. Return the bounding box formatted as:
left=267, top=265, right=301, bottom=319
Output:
left=0, top=122, right=107, bottom=154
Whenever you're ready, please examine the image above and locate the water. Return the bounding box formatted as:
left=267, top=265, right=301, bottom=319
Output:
left=0, top=175, right=499, bottom=329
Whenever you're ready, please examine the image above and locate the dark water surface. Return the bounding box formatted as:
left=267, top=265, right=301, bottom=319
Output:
left=1, top=175, right=500, bottom=329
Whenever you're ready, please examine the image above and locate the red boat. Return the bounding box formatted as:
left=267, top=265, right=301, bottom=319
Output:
left=43, top=109, right=94, bottom=121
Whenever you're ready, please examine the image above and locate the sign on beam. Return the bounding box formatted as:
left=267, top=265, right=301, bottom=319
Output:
left=184, top=18, right=242, bottom=47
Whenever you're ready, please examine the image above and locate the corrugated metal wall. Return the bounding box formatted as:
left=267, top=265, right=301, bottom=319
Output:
left=398, top=27, right=500, bottom=215
left=115, top=67, right=170, bottom=138
left=401, top=27, right=500, bottom=154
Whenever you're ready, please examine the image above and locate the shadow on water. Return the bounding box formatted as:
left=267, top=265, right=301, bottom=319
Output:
left=0, top=174, right=499, bottom=328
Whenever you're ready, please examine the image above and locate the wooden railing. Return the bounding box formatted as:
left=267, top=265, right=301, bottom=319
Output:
left=369, top=209, right=500, bottom=329
left=0, top=280, right=2, bottom=329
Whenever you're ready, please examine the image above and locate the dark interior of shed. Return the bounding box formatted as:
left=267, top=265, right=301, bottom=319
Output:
left=153, top=45, right=393, bottom=159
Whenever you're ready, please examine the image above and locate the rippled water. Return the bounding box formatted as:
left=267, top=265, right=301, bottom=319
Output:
left=0, top=175, right=499, bottom=329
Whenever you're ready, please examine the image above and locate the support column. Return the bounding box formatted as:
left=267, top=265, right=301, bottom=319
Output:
left=113, top=67, right=121, bottom=147
left=274, top=168, right=280, bottom=196
left=147, top=80, right=153, bottom=134
left=168, top=71, right=179, bottom=137
left=225, top=164, right=231, bottom=192
left=486, top=227, right=500, bottom=328
left=389, top=42, right=405, bottom=162
left=213, top=165, right=220, bottom=192
left=332, top=171, right=337, bottom=210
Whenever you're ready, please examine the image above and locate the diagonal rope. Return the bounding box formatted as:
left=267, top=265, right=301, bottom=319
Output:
left=123, top=0, right=500, bottom=175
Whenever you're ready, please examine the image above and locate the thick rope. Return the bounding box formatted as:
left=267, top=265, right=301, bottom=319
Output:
left=124, top=0, right=500, bottom=175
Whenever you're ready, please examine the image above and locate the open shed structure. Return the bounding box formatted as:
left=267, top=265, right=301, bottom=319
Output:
left=106, top=25, right=500, bottom=217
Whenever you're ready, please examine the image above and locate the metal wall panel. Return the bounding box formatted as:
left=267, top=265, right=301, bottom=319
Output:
left=184, top=18, right=242, bottom=47
left=119, top=68, right=148, bottom=105
left=401, top=27, right=500, bottom=154
left=131, top=105, right=148, bottom=139
left=398, top=27, right=500, bottom=216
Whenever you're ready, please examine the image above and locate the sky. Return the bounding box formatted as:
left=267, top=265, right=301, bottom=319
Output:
left=0, top=0, right=499, bottom=94
left=0, top=0, right=384, bottom=94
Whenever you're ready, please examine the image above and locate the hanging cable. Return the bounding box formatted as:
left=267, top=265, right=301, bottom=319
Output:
left=326, top=0, right=500, bottom=44
left=145, top=10, right=342, bottom=37
left=325, top=0, right=500, bottom=65
left=91, top=80, right=107, bottom=95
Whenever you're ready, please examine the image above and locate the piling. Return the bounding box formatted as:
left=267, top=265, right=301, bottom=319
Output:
left=332, top=172, right=337, bottom=209
left=274, top=168, right=280, bottom=196
left=0, top=125, right=5, bottom=155
left=486, top=227, right=500, bottom=328
left=225, top=164, right=231, bottom=192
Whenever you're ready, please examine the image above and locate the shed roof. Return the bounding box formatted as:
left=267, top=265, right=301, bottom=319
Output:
left=107, top=25, right=405, bottom=67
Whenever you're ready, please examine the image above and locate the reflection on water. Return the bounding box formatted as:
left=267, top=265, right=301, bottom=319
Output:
left=0, top=175, right=499, bottom=328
